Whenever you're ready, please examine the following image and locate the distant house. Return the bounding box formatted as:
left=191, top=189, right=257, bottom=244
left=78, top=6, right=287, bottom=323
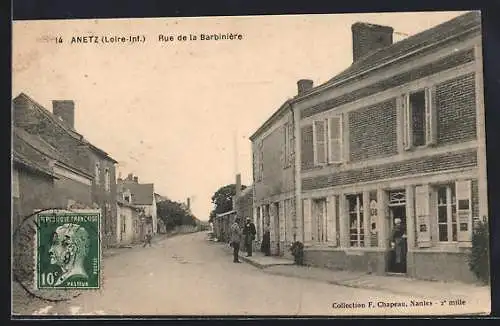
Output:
left=116, top=197, right=142, bottom=245
left=13, top=93, right=118, bottom=248
left=117, top=174, right=158, bottom=234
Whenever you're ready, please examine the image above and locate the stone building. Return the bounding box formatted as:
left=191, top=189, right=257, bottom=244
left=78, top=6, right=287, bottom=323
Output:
left=250, top=98, right=297, bottom=256
left=13, top=93, right=118, bottom=248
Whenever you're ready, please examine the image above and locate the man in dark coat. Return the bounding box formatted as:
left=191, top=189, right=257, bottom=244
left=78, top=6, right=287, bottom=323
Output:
left=242, top=217, right=257, bottom=257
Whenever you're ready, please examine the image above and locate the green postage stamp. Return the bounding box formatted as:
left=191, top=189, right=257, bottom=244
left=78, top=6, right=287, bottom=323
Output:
left=35, top=210, right=101, bottom=289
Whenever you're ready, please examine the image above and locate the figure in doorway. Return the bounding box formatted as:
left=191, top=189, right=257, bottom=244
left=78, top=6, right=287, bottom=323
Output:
left=260, top=222, right=271, bottom=256
left=390, top=218, right=407, bottom=273
left=243, top=218, right=257, bottom=257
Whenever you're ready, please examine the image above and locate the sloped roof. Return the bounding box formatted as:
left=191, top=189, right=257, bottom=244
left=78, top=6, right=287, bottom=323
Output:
left=14, top=93, right=118, bottom=163
left=12, top=150, right=57, bottom=178
left=118, top=181, right=154, bottom=205
left=13, top=127, right=92, bottom=178
left=310, top=11, right=481, bottom=94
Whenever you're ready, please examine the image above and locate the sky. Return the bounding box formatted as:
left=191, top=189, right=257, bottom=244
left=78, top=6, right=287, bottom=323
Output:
left=12, top=11, right=470, bottom=220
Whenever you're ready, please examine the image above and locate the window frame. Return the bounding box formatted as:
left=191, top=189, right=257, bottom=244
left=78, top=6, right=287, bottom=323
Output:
left=402, top=86, right=436, bottom=150
left=436, top=184, right=458, bottom=243
left=347, top=194, right=364, bottom=248
left=312, top=198, right=327, bottom=243
left=312, top=115, right=344, bottom=166
left=94, top=162, right=100, bottom=185
left=104, top=168, right=110, bottom=192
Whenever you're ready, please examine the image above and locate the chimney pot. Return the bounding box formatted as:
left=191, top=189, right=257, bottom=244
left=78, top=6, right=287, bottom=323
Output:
left=351, top=22, right=393, bottom=62
left=52, top=100, right=75, bottom=129
left=297, top=79, right=314, bottom=95
left=235, top=173, right=242, bottom=197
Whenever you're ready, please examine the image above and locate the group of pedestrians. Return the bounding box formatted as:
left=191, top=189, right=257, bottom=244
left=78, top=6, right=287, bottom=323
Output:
left=229, top=217, right=272, bottom=263
left=229, top=217, right=256, bottom=263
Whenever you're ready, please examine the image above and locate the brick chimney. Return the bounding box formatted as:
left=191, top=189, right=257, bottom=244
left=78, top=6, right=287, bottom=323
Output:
left=53, top=100, right=75, bottom=129
left=133, top=176, right=138, bottom=183
left=297, top=79, right=313, bottom=95
left=235, top=173, right=242, bottom=197
left=351, top=22, right=393, bottom=62
left=186, top=197, right=191, bottom=210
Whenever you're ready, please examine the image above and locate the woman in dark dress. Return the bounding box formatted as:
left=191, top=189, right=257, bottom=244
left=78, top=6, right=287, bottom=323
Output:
left=260, top=223, right=271, bottom=256
left=390, top=218, right=407, bottom=273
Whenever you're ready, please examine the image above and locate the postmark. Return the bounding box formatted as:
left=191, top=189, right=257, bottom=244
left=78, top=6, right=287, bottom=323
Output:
left=35, top=210, right=101, bottom=289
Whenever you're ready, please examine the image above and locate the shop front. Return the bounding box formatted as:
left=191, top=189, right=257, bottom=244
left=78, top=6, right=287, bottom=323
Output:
left=302, top=170, right=481, bottom=283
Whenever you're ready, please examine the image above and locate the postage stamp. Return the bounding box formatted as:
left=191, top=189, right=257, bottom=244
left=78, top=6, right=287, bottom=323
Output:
left=35, top=210, right=101, bottom=289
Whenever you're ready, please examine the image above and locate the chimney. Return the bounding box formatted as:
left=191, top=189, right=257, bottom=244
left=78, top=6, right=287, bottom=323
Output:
left=186, top=197, right=191, bottom=210
left=351, top=22, right=393, bottom=62
left=52, top=100, right=75, bottom=129
left=235, top=173, right=242, bottom=197
left=127, top=173, right=133, bottom=181
left=297, top=79, right=314, bottom=96
left=133, top=176, right=138, bottom=183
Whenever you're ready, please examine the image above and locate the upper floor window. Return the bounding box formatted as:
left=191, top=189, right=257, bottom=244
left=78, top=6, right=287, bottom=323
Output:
left=104, top=168, right=110, bottom=192
left=313, top=115, right=343, bottom=166
left=256, top=141, right=263, bottom=181
left=402, top=87, right=437, bottom=150
left=94, top=162, right=100, bottom=184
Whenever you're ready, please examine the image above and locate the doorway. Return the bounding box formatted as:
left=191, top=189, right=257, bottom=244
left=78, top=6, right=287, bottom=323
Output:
left=387, top=204, right=407, bottom=273
left=272, top=202, right=280, bottom=255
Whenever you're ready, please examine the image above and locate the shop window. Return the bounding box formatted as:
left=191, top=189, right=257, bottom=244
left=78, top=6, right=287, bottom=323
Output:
left=347, top=194, right=364, bottom=247
left=436, top=184, right=458, bottom=242
left=312, top=198, right=327, bottom=243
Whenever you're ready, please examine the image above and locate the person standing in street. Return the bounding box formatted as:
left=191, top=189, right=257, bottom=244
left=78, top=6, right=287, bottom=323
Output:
left=243, top=218, right=257, bottom=257
left=261, top=222, right=271, bottom=256
left=230, top=217, right=243, bottom=263
left=143, top=229, right=152, bottom=247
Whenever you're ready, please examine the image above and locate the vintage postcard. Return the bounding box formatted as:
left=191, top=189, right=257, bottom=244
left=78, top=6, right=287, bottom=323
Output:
left=12, top=11, right=491, bottom=317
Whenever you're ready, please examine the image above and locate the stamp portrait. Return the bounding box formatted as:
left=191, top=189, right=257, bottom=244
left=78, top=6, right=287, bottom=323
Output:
left=35, top=211, right=100, bottom=289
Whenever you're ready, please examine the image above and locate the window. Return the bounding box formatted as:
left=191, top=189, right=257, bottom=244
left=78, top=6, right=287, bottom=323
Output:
left=403, top=87, right=437, bottom=149
left=347, top=194, right=364, bottom=247
left=257, top=141, right=263, bottom=181
left=12, top=169, right=20, bottom=198
left=313, top=120, right=327, bottom=165
left=94, top=163, right=100, bottom=184
left=313, top=115, right=343, bottom=166
left=124, top=195, right=130, bottom=203
left=121, top=214, right=126, bottom=233
left=312, top=198, right=327, bottom=243
left=436, top=184, right=457, bottom=242
left=104, top=168, right=110, bottom=192
left=283, top=122, right=293, bottom=168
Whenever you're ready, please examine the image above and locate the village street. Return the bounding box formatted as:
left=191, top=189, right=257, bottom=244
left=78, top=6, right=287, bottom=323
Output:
left=13, top=231, right=487, bottom=317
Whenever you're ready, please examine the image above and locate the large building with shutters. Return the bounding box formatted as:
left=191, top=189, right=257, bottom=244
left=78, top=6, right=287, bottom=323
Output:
left=250, top=99, right=297, bottom=257
left=251, top=11, right=487, bottom=283
left=295, top=12, right=486, bottom=283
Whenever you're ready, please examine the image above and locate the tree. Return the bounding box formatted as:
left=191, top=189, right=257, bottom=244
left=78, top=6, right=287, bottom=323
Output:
left=157, top=199, right=197, bottom=230
left=208, top=183, right=246, bottom=223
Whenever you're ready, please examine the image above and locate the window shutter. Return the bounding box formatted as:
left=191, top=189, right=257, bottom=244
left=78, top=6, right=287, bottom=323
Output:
left=402, top=94, right=413, bottom=151
left=456, top=180, right=472, bottom=246
left=425, top=87, right=438, bottom=146
left=303, top=199, right=312, bottom=243
left=313, top=120, right=327, bottom=165
left=326, top=196, right=337, bottom=245
left=279, top=201, right=286, bottom=244
left=281, top=125, right=286, bottom=168
left=288, top=122, right=294, bottom=166
left=415, top=185, right=431, bottom=248
left=328, top=115, right=343, bottom=163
